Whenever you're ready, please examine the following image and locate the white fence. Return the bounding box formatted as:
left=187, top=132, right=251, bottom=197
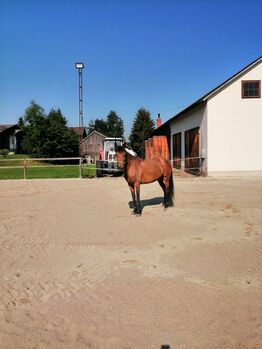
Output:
left=171, top=156, right=205, bottom=174
left=0, top=156, right=206, bottom=179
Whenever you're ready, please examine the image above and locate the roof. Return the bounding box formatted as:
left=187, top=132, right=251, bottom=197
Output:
left=82, top=130, right=106, bottom=141
left=70, top=127, right=87, bottom=137
left=0, top=124, right=18, bottom=133
left=153, top=56, right=262, bottom=134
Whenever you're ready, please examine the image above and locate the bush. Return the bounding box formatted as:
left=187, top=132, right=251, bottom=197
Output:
left=0, top=149, right=9, bottom=157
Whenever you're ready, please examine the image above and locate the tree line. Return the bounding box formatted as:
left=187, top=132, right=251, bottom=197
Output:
left=18, top=101, right=79, bottom=158
left=18, top=101, right=156, bottom=158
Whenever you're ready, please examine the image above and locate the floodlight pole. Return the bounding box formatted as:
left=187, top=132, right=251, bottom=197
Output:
left=75, top=62, right=85, bottom=156
left=78, top=67, right=84, bottom=129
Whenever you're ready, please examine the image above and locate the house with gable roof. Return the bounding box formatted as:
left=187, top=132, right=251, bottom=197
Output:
left=0, top=124, right=23, bottom=153
left=152, top=56, right=262, bottom=175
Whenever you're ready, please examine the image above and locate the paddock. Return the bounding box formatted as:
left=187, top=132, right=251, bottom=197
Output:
left=0, top=176, right=261, bottom=348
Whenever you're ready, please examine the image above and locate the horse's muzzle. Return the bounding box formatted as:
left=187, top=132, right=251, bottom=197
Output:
left=117, top=161, right=124, bottom=169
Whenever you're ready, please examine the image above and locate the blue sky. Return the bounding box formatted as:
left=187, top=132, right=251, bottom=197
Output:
left=0, top=0, right=261, bottom=138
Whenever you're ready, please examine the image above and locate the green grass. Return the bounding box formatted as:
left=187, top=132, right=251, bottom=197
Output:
left=0, top=153, right=96, bottom=179
left=0, top=164, right=96, bottom=180
left=0, top=154, right=29, bottom=167
left=1, top=153, right=30, bottom=159
left=0, top=167, right=25, bottom=180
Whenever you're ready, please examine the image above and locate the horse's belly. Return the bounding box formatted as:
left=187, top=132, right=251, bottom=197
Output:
left=141, top=168, right=162, bottom=184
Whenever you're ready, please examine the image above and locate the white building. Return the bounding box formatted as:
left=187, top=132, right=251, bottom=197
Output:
left=153, top=56, right=262, bottom=176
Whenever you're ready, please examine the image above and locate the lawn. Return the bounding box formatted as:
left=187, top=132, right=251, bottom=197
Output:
left=0, top=155, right=96, bottom=179
left=0, top=165, right=96, bottom=179
left=0, top=154, right=32, bottom=167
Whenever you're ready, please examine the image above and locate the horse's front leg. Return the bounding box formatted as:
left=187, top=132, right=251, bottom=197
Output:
left=135, top=182, right=142, bottom=215
left=129, top=184, right=137, bottom=214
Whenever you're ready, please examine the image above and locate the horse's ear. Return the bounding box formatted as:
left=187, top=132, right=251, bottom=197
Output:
left=122, top=141, right=127, bottom=148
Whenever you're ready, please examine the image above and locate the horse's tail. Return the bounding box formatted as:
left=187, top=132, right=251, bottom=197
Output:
left=168, top=170, right=174, bottom=207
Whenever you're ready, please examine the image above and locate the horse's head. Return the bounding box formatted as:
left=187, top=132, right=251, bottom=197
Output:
left=115, top=142, right=126, bottom=169
left=115, top=142, right=137, bottom=168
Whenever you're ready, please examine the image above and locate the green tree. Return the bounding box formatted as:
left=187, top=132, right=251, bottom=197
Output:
left=87, top=118, right=108, bottom=136
left=20, top=101, right=47, bottom=156
left=19, top=101, right=79, bottom=157
left=86, top=119, right=95, bottom=135
left=106, top=111, right=124, bottom=138
left=129, top=108, right=155, bottom=158
left=87, top=111, right=124, bottom=138
left=43, top=109, right=79, bottom=157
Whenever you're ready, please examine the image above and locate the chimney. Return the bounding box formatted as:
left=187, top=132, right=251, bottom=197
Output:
left=156, top=113, right=162, bottom=128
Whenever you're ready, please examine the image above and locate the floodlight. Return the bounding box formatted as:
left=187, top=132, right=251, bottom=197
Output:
left=75, top=62, right=84, bottom=69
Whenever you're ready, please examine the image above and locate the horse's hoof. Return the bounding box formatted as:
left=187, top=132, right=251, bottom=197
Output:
left=132, top=209, right=137, bottom=215
left=136, top=209, right=142, bottom=216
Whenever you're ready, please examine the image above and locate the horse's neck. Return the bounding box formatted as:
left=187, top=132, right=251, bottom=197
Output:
left=124, top=153, right=134, bottom=171
left=124, top=153, right=129, bottom=171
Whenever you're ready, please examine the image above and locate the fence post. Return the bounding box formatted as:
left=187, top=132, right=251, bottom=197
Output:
left=23, top=159, right=27, bottom=179
left=79, top=158, right=82, bottom=179
left=181, top=158, right=185, bottom=172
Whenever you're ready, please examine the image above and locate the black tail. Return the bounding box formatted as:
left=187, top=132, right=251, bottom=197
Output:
left=168, top=172, right=174, bottom=207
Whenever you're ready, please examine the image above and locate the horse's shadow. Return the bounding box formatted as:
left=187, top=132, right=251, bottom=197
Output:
left=128, top=196, right=163, bottom=212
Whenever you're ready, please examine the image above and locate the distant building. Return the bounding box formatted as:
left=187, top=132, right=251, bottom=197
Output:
left=82, top=130, right=106, bottom=162
left=152, top=56, right=262, bottom=175
left=70, top=127, right=87, bottom=140
left=0, top=124, right=23, bottom=153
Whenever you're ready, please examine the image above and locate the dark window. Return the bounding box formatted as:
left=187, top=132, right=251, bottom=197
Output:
left=242, top=80, right=261, bottom=98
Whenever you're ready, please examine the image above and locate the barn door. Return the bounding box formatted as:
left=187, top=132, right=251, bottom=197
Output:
left=172, top=133, right=181, bottom=168
left=185, top=127, right=199, bottom=174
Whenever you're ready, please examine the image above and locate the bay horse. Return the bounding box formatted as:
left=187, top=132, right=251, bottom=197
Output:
left=115, top=143, right=174, bottom=215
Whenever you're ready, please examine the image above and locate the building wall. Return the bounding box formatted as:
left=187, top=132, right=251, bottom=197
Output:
left=207, top=61, right=262, bottom=172
left=170, top=103, right=207, bottom=171
left=82, top=132, right=105, bottom=161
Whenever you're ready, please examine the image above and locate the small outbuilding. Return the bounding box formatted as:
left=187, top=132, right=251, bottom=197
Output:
left=0, top=124, right=23, bottom=153
left=82, top=130, right=106, bottom=163
left=153, top=56, right=262, bottom=176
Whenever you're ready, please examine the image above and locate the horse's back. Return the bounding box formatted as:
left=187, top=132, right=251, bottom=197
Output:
left=126, top=156, right=172, bottom=184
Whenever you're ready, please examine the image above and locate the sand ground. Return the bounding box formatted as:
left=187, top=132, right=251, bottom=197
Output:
left=0, top=176, right=261, bottom=349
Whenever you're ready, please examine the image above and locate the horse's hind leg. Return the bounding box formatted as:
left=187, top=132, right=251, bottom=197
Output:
left=129, top=184, right=137, bottom=214
left=158, top=177, right=167, bottom=207
left=163, top=171, right=172, bottom=207
left=134, top=182, right=142, bottom=215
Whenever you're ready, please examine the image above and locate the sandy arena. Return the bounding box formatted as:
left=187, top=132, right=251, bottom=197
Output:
left=0, top=176, right=261, bottom=349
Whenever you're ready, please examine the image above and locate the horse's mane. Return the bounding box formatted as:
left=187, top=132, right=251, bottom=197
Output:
left=116, top=143, right=137, bottom=157
left=125, top=148, right=137, bottom=157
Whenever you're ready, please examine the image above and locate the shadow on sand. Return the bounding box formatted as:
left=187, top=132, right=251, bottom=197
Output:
left=128, top=196, right=163, bottom=212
